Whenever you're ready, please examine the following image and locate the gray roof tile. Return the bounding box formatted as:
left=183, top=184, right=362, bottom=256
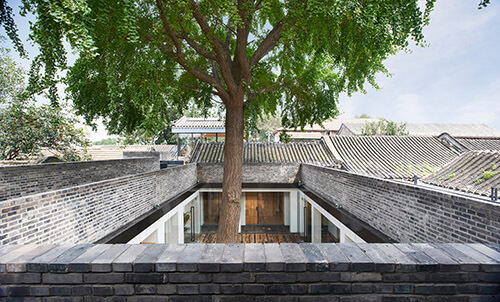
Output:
left=422, top=150, right=500, bottom=196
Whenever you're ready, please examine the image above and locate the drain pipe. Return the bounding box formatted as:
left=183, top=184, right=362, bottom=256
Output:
left=492, top=188, right=498, bottom=202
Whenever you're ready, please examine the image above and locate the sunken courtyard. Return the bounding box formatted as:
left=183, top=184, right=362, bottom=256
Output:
left=1, top=133, right=500, bottom=301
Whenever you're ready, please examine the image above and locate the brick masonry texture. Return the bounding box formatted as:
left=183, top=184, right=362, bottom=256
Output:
left=0, top=243, right=499, bottom=300
left=197, top=163, right=300, bottom=183
left=0, top=157, right=160, bottom=201
left=300, top=164, right=500, bottom=244
left=0, top=164, right=196, bottom=245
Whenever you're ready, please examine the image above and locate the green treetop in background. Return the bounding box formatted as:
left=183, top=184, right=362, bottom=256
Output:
left=6, top=0, right=435, bottom=242
left=361, top=118, right=409, bottom=136
left=0, top=46, right=90, bottom=161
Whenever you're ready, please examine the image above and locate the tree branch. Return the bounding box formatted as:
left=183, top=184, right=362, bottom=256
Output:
left=250, top=18, right=286, bottom=66
left=176, top=32, right=217, bottom=61
left=235, top=0, right=252, bottom=85
left=189, top=0, right=237, bottom=93
left=154, top=0, right=232, bottom=101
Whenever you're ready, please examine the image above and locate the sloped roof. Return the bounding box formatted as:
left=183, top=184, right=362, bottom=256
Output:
left=172, top=116, right=225, bottom=133
left=456, top=138, right=500, bottom=151
left=423, top=150, right=500, bottom=196
left=326, top=136, right=458, bottom=179
left=86, top=145, right=177, bottom=160
left=277, top=118, right=380, bottom=132
left=189, top=141, right=337, bottom=167
left=338, top=122, right=500, bottom=138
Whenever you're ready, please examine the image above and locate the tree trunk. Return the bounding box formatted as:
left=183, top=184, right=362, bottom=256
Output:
left=216, top=98, right=245, bottom=243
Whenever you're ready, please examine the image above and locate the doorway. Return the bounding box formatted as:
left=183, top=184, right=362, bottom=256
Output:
left=245, top=192, right=284, bottom=225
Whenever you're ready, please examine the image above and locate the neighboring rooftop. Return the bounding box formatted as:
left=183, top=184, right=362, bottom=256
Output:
left=457, top=137, right=500, bottom=151
left=423, top=150, right=500, bottom=196
left=276, top=118, right=380, bottom=133
left=171, top=116, right=225, bottom=133
left=337, top=122, right=500, bottom=138
left=325, top=135, right=458, bottom=179
left=189, top=141, right=337, bottom=167
left=86, top=144, right=177, bottom=161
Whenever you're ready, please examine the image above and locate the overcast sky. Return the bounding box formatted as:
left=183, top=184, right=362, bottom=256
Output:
left=338, top=1, right=500, bottom=131
left=2, top=1, right=499, bottom=141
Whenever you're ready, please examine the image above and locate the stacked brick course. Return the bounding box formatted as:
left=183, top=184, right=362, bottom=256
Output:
left=0, top=157, right=160, bottom=201
left=0, top=164, right=196, bottom=245
left=300, top=164, right=500, bottom=244
left=0, top=243, right=499, bottom=300
left=197, top=163, right=300, bottom=183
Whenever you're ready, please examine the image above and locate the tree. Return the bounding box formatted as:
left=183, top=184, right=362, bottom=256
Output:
left=0, top=101, right=91, bottom=161
left=361, top=118, right=409, bottom=136
left=15, top=0, right=435, bottom=242
left=354, top=114, right=372, bottom=119
left=0, top=46, right=24, bottom=103
left=0, top=45, right=90, bottom=161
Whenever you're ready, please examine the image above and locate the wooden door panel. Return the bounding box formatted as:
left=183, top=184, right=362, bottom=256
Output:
left=245, top=192, right=258, bottom=224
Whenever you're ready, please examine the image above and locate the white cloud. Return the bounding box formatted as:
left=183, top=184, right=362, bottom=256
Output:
left=394, top=94, right=426, bottom=123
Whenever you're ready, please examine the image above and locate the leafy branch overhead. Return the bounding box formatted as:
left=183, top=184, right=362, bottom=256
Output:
left=13, top=0, right=436, bottom=135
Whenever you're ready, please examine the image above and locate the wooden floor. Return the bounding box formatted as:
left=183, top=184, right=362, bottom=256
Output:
left=199, top=232, right=302, bottom=243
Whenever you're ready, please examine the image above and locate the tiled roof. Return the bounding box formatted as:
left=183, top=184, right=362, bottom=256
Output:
left=277, top=118, right=380, bottom=132
left=189, top=141, right=337, bottom=167
left=87, top=145, right=177, bottom=160
left=172, top=116, right=225, bottom=133
left=326, top=136, right=458, bottom=179
left=338, top=122, right=500, bottom=138
left=423, top=150, right=500, bottom=196
left=457, top=138, right=500, bottom=151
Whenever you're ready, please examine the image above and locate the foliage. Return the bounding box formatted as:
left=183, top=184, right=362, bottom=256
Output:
left=279, top=131, right=291, bottom=144
left=0, top=45, right=90, bottom=161
left=14, top=0, right=436, bottom=135
left=477, top=163, right=499, bottom=184
left=361, top=118, right=409, bottom=136
left=0, top=1, right=25, bottom=55
left=447, top=173, right=455, bottom=180
left=0, top=46, right=24, bottom=104
left=478, top=0, right=491, bottom=9
left=13, top=0, right=437, bottom=242
left=355, top=114, right=372, bottom=119
left=0, top=100, right=91, bottom=161
left=92, top=137, right=119, bottom=145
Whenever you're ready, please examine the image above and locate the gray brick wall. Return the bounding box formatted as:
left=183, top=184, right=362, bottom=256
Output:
left=0, top=164, right=196, bottom=245
left=197, top=163, right=300, bottom=183
left=0, top=157, right=160, bottom=201
left=0, top=243, right=498, bottom=300
left=300, top=164, right=500, bottom=244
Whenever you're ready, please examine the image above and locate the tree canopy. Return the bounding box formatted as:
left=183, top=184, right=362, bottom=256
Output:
left=0, top=44, right=90, bottom=161
left=361, top=118, right=409, bottom=136
left=14, top=0, right=435, bottom=134
left=4, top=0, right=438, bottom=242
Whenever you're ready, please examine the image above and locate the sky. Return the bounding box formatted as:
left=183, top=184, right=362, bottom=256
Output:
left=2, top=1, right=500, bottom=141
left=338, top=1, right=500, bottom=131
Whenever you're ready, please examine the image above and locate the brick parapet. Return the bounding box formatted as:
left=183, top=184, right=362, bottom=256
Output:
left=0, top=164, right=197, bottom=245
left=197, top=163, right=300, bottom=183
left=300, top=164, right=500, bottom=244
left=0, top=243, right=498, bottom=300
left=0, top=157, right=160, bottom=201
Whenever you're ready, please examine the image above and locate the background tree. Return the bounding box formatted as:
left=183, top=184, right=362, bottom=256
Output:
left=17, top=0, right=435, bottom=242
left=361, top=118, right=409, bottom=136
left=0, top=101, right=91, bottom=161
left=0, top=45, right=90, bottom=161
left=354, top=114, right=372, bottom=119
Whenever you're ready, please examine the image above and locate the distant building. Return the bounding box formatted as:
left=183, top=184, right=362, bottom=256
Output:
left=337, top=122, right=500, bottom=137
left=273, top=118, right=380, bottom=141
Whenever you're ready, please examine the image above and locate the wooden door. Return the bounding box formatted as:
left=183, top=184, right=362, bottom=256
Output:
left=245, top=192, right=283, bottom=225
left=203, top=192, right=221, bottom=224
left=245, top=192, right=258, bottom=224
